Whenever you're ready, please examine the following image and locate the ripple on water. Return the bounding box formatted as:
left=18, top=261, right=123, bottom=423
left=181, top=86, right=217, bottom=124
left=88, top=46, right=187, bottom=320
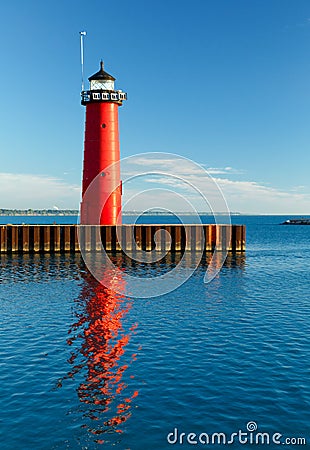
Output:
left=0, top=236, right=309, bottom=449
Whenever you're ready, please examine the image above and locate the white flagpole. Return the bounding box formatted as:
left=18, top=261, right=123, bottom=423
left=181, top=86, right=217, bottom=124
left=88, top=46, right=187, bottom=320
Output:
left=79, top=31, right=87, bottom=92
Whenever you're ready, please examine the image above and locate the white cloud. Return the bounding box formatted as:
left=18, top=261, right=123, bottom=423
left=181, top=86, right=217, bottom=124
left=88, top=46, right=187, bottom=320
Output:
left=1, top=164, right=309, bottom=214
left=214, top=178, right=310, bottom=214
left=121, top=155, right=310, bottom=214
left=202, top=166, right=243, bottom=175
left=0, top=172, right=80, bottom=209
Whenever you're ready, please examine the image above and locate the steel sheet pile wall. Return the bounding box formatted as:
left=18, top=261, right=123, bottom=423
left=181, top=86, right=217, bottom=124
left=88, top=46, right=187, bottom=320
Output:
left=0, top=225, right=245, bottom=254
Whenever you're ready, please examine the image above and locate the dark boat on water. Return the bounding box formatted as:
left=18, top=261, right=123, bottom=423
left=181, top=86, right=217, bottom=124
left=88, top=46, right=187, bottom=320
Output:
left=281, top=218, right=310, bottom=225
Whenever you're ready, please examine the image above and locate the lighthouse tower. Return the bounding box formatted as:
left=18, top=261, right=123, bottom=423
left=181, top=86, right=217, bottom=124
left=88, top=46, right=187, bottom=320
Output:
left=81, top=61, right=127, bottom=225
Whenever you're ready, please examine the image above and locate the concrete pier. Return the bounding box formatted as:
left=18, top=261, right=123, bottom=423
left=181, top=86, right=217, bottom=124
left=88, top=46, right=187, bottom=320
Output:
left=0, top=224, right=245, bottom=254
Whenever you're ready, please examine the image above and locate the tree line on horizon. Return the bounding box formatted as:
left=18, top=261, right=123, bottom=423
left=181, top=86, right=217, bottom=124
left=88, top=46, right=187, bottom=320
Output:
left=0, top=209, right=79, bottom=216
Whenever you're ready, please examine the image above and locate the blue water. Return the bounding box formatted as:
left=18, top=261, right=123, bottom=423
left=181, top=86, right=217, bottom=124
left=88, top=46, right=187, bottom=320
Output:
left=1, top=213, right=308, bottom=225
left=0, top=216, right=309, bottom=449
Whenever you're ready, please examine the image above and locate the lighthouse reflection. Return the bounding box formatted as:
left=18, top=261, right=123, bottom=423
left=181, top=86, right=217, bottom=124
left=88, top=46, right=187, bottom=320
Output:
left=67, top=264, right=138, bottom=440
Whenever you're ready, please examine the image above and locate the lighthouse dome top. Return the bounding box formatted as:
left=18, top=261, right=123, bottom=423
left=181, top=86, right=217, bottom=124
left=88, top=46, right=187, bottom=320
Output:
left=88, top=61, right=115, bottom=91
left=88, top=60, right=116, bottom=82
left=81, top=60, right=127, bottom=105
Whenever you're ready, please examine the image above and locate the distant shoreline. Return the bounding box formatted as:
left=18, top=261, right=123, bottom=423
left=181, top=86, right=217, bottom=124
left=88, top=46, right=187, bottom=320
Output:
left=0, top=209, right=242, bottom=217
left=0, top=210, right=79, bottom=217
left=1, top=210, right=308, bottom=217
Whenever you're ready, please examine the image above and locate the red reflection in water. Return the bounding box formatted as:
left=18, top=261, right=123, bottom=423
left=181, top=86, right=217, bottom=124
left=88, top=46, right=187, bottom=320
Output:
left=64, top=267, right=139, bottom=439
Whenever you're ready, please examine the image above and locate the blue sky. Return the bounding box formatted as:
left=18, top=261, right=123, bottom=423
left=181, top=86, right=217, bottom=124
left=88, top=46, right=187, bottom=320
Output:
left=0, top=0, right=310, bottom=213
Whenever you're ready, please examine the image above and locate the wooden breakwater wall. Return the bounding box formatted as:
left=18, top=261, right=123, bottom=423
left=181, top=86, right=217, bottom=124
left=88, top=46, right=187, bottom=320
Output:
left=0, top=224, right=246, bottom=254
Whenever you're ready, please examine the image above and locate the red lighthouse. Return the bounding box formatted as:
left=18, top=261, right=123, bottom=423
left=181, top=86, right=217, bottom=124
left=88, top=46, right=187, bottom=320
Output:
left=81, top=61, right=127, bottom=225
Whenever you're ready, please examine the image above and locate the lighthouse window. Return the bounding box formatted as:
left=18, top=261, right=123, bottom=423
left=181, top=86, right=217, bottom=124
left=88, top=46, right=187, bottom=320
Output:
left=101, top=124, right=106, bottom=128
left=111, top=93, right=118, bottom=100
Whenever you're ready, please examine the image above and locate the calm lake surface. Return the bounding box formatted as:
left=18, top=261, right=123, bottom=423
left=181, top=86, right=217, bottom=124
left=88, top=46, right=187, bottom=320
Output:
left=0, top=216, right=309, bottom=449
